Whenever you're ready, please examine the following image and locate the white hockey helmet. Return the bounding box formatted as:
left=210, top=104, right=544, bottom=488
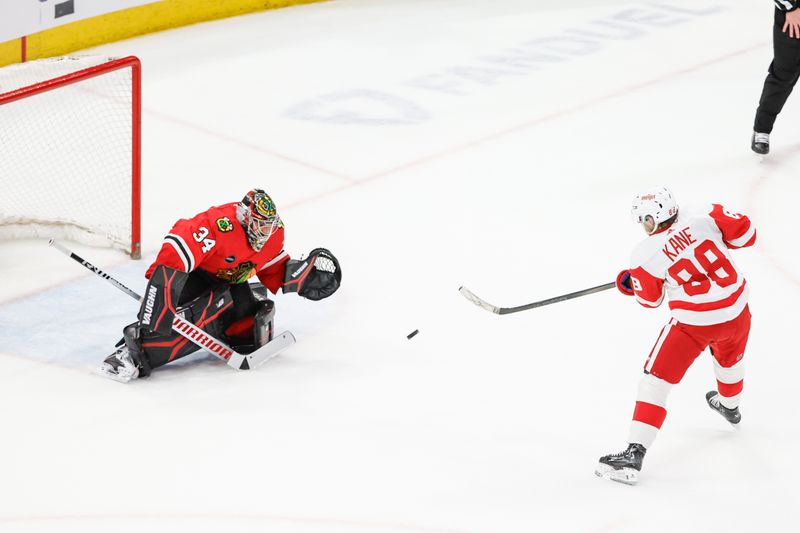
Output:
left=631, top=187, right=678, bottom=234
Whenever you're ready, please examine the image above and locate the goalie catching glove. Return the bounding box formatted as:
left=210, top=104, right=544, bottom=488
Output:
left=282, top=248, right=342, bottom=301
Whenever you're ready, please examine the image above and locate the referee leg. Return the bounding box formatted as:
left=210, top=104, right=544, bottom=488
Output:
left=754, top=8, right=800, bottom=134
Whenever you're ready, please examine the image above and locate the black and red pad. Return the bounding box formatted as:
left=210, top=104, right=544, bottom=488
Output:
left=137, top=265, right=189, bottom=335
left=134, top=281, right=275, bottom=370
left=139, top=284, right=234, bottom=369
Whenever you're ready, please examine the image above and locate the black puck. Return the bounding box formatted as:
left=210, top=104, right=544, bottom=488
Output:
left=406, top=329, right=419, bottom=339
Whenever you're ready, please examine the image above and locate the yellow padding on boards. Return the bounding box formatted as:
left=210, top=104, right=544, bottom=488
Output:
left=0, top=0, right=324, bottom=68
left=0, top=39, right=22, bottom=67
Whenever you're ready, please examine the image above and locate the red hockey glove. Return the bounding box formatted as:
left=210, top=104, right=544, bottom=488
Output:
left=616, top=270, right=634, bottom=296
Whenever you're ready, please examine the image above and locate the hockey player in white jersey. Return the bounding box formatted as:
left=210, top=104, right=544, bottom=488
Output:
left=596, top=187, right=756, bottom=485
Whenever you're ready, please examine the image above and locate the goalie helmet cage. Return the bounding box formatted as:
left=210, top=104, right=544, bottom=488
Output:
left=0, top=56, right=142, bottom=258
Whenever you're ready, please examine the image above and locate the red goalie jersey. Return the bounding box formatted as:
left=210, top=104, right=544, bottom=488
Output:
left=144, top=203, right=289, bottom=293
left=629, top=204, right=756, bottom=326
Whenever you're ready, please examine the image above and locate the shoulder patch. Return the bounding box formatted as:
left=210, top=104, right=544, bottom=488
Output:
left=216, top=217, right=234, bottom=233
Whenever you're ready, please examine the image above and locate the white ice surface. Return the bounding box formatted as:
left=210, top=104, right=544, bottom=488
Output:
left=1, top=1, right=799, bottom=532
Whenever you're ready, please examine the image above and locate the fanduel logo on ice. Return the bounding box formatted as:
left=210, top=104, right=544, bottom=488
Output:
left=285, top=3, right=723, bottom=125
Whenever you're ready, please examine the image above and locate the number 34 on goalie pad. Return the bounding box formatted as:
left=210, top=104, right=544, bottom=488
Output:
left=171, top=313, right=295, bottom=370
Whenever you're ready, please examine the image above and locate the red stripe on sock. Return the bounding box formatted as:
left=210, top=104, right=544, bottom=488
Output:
left=633, top=401, right=667, bottom=429
left=717, top=380, right=743, bottom=398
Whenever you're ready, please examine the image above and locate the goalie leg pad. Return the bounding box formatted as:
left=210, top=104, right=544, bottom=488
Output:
left=137, top=265, right=189, bottom=335
left=122, top=322, right=152, bottom=377
left=223, top=282, right=264, bottom=339
left=139, top=284, right=234, bottom=369
left=227, top=299, right=276, bottom=354
left=254, top=300, right=275, bottom=346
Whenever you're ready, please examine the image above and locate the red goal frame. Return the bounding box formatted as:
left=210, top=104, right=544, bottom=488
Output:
left=0, top=56, right=142, bottom=258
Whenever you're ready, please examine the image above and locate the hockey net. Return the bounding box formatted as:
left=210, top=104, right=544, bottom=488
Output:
left=0, top=56, right=141, bottom=258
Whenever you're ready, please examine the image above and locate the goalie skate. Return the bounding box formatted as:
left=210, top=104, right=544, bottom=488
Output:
left=97, top=346, right=139, bottom=383
left=595, top=443, right=646, bottom=486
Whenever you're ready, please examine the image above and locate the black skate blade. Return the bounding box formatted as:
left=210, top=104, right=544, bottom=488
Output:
left=595, top=463, right=639, bottom=486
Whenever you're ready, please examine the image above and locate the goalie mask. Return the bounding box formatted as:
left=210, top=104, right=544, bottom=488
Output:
left=236, top=189, right=283, bottom=251
left=631, top=187, right=678, bottom=235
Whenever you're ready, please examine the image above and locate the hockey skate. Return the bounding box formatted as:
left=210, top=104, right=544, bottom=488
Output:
left=595, top=443, right=646, bottom=485
left=706, top=391, right=741, bottom=425
left=751, top=132, right=769, bottom=155
left=96, top=346, right=140, bottom=383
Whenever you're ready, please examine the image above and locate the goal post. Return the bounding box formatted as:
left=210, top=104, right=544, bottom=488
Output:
left=0, top=56, right=142, bottom=258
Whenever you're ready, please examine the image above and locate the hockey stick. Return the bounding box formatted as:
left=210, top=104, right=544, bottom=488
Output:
left=458, top=282, right=616, bottom=315
left=49, top=239, right=295, bottom=370
left=49, top=239, right=143, bottom=300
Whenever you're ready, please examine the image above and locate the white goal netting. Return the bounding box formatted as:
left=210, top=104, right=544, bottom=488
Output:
left=0, top=55, right=140, bottom=257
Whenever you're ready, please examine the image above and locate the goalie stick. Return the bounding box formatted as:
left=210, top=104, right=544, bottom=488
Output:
left=459, top=282, right=616, bottom=315
left=49, top=239, right=295, bottom=370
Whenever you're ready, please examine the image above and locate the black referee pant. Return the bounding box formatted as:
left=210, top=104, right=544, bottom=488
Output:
left=754, top=8, right=800, bottom=134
